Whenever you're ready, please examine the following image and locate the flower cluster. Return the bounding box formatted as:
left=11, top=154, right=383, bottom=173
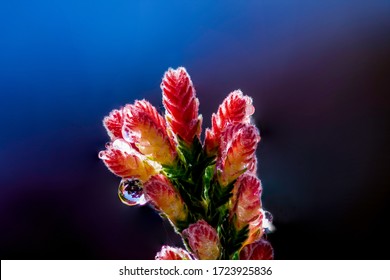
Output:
left=99, top=67, right=273, bottom=260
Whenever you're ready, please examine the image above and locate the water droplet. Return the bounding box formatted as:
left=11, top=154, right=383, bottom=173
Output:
left=264, top=210, right=273, bottom=223
left=261, top=209, right=275, bottom=234
left=118, top=178, right=147, bottom=206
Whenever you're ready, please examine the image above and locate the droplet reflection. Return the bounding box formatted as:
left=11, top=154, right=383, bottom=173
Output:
left=261, top=209, right=275, bottom=234
left=118, top=178, right=147, bottom=206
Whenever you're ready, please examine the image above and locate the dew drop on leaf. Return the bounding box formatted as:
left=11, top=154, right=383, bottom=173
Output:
left=118, top=178, right=147, bottom=206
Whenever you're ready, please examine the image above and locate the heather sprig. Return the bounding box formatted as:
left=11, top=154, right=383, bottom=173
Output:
left=99, top=67, right=274, bottom=260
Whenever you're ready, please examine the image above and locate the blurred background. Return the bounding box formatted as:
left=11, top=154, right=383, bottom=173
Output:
left=1, top=0, right=389, bottom=260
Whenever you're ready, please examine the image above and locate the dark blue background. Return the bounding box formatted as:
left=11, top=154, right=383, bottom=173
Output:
left=1, top=0, right=389, bottom=259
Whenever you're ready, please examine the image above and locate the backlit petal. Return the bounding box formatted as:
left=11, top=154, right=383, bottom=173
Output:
left=98, top=139, right=157, bottom=182
left=122, top=100, right=176, bottom=165
left=155, top=246, right=193, bottom=260
left=144, top=174, right=188, bottom=224
left=182, top=220, right=220, bottom=260
left=161, top=67, right=201, bottom=144
left=240, top=239, right=274, bottom=260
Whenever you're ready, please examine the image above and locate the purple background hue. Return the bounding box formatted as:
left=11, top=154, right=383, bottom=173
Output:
left=1, top=1, right=389, bottom=259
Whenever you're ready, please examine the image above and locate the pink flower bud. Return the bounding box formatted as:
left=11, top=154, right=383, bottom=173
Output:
left=155, top=246, right=193, bottom=260
left=144, top=175, right=187, bottom=224
left=205, top=90, right=254, bottom=155
left=182, top=220, right=220, bottom=260
left=161, top=67, right=202, bottom=144
left=122, top=100, right=176, bottom=165
left=240, top=239, right=274, bottom=260
left=231, top=174, right=263, bottom=230
left=217, top=123, right=260, bottom=186
left=98, top=139, right=157, bottom=182
left=103, top=108, right=124, bottom=140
